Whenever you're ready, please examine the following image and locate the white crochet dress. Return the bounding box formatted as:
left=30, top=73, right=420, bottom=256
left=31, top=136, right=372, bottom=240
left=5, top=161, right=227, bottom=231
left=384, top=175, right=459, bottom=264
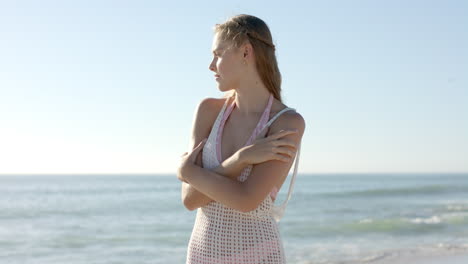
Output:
left=186, top=94, right=301, bottom=263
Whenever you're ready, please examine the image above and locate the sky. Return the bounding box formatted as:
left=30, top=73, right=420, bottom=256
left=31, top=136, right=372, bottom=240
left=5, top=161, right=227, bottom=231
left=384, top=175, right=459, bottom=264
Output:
left=0, top=0, right=466, bottom=175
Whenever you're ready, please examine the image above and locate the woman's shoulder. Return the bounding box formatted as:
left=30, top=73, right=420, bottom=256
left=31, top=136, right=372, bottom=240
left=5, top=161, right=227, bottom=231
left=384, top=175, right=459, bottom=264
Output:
left=194, top=96, right=230, bottom=128
left=268, top=100, right=306, bottom=137
left=197, top=97, right=228, bottom=115
left=274, top=109, right=305, bottom=131
left=191, top=97, right=229, bottom=142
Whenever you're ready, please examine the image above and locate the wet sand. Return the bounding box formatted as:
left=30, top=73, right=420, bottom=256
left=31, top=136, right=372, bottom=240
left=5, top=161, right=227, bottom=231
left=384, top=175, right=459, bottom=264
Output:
left=370, top=252, right=468, bottom=264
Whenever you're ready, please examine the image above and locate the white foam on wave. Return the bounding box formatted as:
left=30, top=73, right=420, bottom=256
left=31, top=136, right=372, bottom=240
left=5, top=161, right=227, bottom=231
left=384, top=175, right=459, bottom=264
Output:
left=408, top=215, right=442, bottom=224
left=405, top=211, right=468, bottom=225
left=447, top=204, right=468, bottom=211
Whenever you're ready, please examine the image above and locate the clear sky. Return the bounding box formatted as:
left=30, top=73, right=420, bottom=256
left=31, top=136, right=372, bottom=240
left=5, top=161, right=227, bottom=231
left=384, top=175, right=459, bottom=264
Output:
left=0, top=0, right=466, bottom=174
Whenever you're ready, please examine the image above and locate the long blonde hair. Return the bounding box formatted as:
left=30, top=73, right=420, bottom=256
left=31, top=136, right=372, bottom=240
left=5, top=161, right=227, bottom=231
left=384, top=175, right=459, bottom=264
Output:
left=213, top=14, right=283, bottom=102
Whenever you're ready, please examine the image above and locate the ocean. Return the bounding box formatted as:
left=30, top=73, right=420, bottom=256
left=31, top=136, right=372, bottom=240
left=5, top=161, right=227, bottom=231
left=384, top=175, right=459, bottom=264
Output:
left=1, top=173, right=467, bottom=264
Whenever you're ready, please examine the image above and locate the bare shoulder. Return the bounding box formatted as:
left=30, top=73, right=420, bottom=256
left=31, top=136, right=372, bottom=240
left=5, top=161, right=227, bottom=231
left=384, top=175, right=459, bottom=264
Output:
left=268, top=108, right=306, bottom=140
left=192, top=97, right=229, bottom=140
left=198, top=97, right=226, bottom=113
left=196, top=97, right=227, bottom=123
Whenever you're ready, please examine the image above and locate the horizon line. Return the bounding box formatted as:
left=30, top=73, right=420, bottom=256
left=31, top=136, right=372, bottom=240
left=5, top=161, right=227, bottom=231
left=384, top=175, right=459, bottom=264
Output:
left=0, top=172, right=467, bottom=176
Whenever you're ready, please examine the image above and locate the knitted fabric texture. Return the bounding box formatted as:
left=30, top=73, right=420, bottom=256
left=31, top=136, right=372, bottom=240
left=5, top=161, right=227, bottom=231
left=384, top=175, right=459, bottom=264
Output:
left=186, top=94, right=301, bottom=263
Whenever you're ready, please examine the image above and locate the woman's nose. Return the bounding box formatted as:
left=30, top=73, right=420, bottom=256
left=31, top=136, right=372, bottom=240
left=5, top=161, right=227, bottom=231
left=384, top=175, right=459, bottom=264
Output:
left=209, top=60, right=216, bottom=72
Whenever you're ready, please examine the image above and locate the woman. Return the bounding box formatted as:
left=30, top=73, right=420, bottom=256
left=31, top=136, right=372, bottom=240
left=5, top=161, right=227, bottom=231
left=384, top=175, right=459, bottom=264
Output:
left=178, top=14, right=305, bottom=264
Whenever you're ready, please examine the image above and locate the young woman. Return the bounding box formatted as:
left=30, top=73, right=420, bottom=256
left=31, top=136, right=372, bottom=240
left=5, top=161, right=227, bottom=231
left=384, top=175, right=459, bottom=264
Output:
left=177, top=14, right=305, bottom=264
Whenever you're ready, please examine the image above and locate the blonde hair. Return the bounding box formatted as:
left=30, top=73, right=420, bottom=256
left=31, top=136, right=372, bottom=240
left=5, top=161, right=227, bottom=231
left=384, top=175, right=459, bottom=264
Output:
left=213, top=14, right=283, bottom=102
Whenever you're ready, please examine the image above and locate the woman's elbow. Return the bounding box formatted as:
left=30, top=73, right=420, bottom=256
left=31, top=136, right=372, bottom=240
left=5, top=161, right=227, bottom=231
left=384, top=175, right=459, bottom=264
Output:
left=181, top=183, right=196, bottom=211
left=238, top=197, right=261, bottom=213
left=182, top=196, right=197, bottom=211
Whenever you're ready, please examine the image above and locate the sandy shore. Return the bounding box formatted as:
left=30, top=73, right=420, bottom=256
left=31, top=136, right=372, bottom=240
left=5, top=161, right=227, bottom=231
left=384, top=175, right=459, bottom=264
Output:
left=370, top=252, right=468, bottom=264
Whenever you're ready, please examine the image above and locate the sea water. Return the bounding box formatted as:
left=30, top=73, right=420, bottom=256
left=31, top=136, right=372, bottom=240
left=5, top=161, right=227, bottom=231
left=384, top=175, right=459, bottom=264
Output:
left=1, top=173, right=467, bottom=264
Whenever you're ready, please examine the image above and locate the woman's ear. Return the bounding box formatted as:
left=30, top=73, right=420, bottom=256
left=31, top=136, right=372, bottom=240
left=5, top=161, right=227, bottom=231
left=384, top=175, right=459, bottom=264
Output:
left=241, top=43, right=255, bottom=66
left=243, top=43, right=253, bottom=59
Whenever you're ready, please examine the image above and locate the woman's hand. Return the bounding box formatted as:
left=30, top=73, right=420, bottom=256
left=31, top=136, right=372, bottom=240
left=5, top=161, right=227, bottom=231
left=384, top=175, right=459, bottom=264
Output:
left=177, top=138, right=207, bottom=183
left=238, top=129, right=298, bottom=165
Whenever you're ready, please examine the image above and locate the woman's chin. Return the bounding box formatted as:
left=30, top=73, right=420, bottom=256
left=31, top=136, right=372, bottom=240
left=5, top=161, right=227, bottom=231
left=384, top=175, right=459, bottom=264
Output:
left=218, top=87, right=233, bottom=93
left=215, top=81, right=234, bottom=93
left=216, top=84, right=228, bottom=92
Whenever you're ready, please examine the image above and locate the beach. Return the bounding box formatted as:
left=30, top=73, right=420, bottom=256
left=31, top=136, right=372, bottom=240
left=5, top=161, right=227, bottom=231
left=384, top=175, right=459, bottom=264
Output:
left=371, top=252, right=468, bottom=264
left=0, top=173, right=467, bottom=263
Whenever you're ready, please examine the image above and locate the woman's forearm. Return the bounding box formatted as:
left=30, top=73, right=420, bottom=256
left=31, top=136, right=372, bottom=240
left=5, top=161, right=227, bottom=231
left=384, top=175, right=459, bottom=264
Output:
left=181, top=181, right=213, bottom=210
left=181, top=152, right=247, bottom=211
left=212, top=151, right=248, bottom=179
left=184, top=164, right=250, bottom=212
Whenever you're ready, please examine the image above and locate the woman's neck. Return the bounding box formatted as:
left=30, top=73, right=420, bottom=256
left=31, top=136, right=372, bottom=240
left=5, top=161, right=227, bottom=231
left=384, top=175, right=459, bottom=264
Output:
left=233, top=87, right=271, bottom=116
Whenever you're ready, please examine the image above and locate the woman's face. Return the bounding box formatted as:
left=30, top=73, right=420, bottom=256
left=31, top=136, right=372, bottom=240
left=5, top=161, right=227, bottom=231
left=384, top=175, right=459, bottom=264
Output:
left=209, top=33, right=244, bottom=92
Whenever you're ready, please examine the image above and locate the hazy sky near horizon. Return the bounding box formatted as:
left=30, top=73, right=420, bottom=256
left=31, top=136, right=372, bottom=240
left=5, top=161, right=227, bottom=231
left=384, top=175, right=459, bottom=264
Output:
left=0, top=0, right=467, bottom=174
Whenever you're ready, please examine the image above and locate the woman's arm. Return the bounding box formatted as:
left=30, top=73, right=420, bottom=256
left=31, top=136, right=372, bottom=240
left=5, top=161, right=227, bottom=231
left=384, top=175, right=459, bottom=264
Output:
left=181, top=112, right=305, bottom=213
left=181, top=97, right=248, bottom=211
left=181, top=149, right=247, bottom=210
